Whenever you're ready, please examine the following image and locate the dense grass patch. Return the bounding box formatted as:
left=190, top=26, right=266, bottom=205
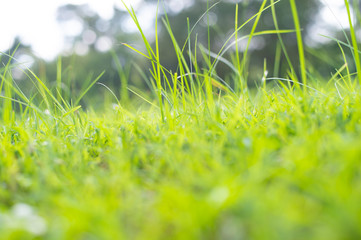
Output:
left=1, top=0, right=361, bottom=239
left=1, top=86, right=361, bottom=239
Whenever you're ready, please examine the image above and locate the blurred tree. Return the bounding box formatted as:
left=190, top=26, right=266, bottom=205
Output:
left=30, top=4, right=149, bottom=106
left=154, top=0, right=322, bottom=82
left=0, top=37, right=32, bottom=67
left=34, top=0, right=342, bottom=99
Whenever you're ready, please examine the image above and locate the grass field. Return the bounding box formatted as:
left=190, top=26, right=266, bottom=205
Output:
left=1, top=0, right=361, bottom=239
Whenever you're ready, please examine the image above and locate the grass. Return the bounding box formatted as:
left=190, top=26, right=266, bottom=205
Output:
left=1, top=1, right=361, bottom=239
left=289, top=0, right=307, bottom=89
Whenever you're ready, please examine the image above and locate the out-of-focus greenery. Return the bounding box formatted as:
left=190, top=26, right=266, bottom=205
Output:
left=1, top=1, right=361, bottom=239
left=1, top=77, right=361, bottom=240
left=4, top=0, right=337, bottom=95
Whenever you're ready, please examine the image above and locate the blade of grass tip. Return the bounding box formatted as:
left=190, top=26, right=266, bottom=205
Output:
left=96, top=82, right=121, bottom=107
left=121, top=43, right=151, bottom=60
left=122, top=1, right=161, bottom=77
left=344, top=0, right=361, bottom=85
left=180, top=1, right=220, bottom=53
left=125, top=2, right=157, bottom=60
left=75, top=71, right=105, bottom=106
left=289, top=0, right=307, bottom=91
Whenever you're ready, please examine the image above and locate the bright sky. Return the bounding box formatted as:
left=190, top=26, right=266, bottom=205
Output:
left=0, top=0, right=142, bottom=60
left=0, top=0, right=351, bottom=61
left=302, top=0, right=349, bottom=46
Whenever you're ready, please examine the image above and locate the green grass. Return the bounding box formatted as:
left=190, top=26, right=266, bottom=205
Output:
left=1, top=1, right=361, bottom=239
left=289, top=0, right=307, bottom=90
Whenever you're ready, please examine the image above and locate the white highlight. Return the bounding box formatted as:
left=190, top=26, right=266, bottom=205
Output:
left=0, top=0, right=142, bottom=60
left=0, top=0, right=353, bottom=60
left=0, top=203, right=48, bottom=236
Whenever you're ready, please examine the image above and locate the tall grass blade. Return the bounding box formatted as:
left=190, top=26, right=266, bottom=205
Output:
left=75, top=71, right=105, bottom=106
left=56, top=56, right=62, bottom=102
left=240, top=0, right=268, bottom=86
left=111, top=51, right=129, bottom=105
left=289, top=0, right=307, bottom=90
left=344, top=0, right=361, bottom=85
left=271, top=0, right=296, bottom=77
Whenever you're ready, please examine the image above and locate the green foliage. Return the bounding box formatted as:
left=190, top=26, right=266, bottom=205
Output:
left=344, top=0, right=361, bottom=85
left=289, top=0, right=307, bottom=89
left=1, top=1, right=361, bottom=239
left=1, top=79, right=361, bottom=239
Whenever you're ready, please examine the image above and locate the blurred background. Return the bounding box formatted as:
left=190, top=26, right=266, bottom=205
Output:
left=0, top=0, right=359, bottom=106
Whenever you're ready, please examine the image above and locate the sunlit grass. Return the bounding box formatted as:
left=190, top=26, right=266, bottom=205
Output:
left=0, top=1, right=361, bottom=239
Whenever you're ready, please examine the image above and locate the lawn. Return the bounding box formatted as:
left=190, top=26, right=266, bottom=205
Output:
left=1, top=0, right=361, bottom=239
